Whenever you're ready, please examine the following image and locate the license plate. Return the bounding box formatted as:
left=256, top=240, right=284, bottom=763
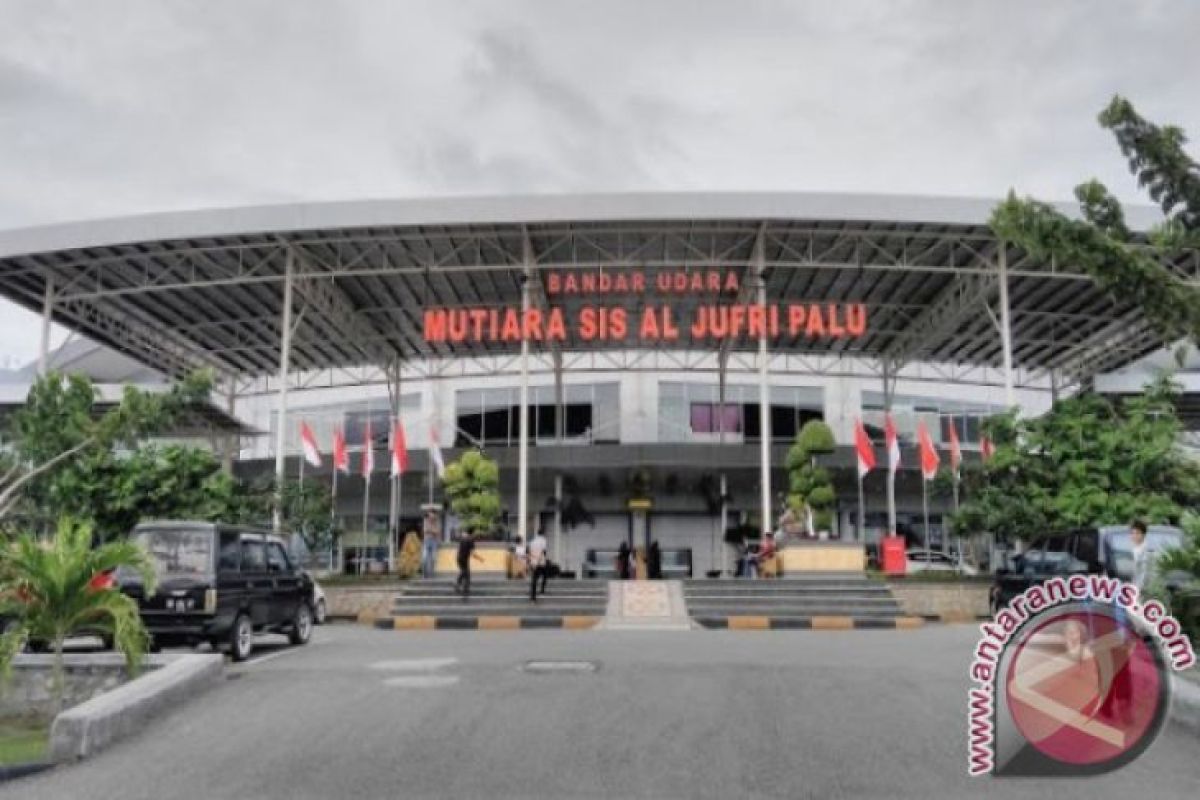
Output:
left=165, top=597, right=195, bottom=612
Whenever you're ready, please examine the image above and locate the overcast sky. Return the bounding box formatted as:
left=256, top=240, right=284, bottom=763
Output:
left=1, top=0, right=1197, bottom=365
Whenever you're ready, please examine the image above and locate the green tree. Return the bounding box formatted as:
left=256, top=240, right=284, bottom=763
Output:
left=0, top=517, right=156, bottom=713
left=1, top=371, right=211, bottom=522
left=990, top=96, right=1200, bottom=345
left=48, top=445, right=260, bottom=541
left=952, top=376, right=1200, bottom=542
left=277, top=477, right=335, bottom=553
left=785, top=420, right=837, bottom=533
left=442, top=450, right=501, bottom=537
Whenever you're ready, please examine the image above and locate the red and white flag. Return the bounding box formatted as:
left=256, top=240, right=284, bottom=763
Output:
left=361, top=420, right=374, bottom=477
left=332, top=428, right=349, bottom=474
left=428, top=424, right=446, bottom=480
left=980, top=435, right=995, bottom=462
left=917, top=419, right=940, bottom=481
left=948, top=419, right=962, bottom=479
left=885, top=413, right=901, bottom=476
left=391, top=419, right=409, bottom=478
left=854, top=417, right=876, bottom=479
left=299, top=421, right=322, bottom=468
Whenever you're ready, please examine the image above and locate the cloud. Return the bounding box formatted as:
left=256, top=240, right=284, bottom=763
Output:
left=0, top=0, right=1196, bottom=363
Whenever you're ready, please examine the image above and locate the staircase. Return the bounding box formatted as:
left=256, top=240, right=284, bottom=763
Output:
left=684, top=575, right=919, bottom=629
left=381, top=578, right=609, bottom=629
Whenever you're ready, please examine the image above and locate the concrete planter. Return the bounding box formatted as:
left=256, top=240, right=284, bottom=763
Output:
left=886, top=581, right=991, bottom=622
left=2, top=653, right=223, bottom=764
left=323, top=584, right=404, bottom=622
left=434, top=541, right=511, bottom=577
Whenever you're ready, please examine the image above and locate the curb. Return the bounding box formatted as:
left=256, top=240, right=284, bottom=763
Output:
left=920, top=614, right=992, bottom=624
left=695, top=616, right=925, bottom=630
left=374, top=615, right=601, bottom=631
left=48, top=654, right=223, bottom=763
left=1172, top=673, right=1200, bottom=736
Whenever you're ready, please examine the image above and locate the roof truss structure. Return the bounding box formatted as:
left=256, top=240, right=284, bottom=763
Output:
left=0, top=203, right=1194, bottom=394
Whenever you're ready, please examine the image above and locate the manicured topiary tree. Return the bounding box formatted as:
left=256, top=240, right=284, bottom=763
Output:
left=785, top=420, right=837, bottom=534
left=443, top=450, right=501, bottom=538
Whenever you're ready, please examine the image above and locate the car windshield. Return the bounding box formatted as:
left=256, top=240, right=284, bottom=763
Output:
left=135, top=527, right=214, bottom=578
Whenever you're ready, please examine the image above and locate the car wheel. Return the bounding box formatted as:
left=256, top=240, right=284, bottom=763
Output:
left=288, top=603, right=313, bottom=646
left=315, top=598, right=327, bottom=625
left=229, top=614, right=254, bottom=662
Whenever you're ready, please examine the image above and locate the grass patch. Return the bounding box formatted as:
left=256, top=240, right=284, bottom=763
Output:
left=0, top=717, right=49, bottom=766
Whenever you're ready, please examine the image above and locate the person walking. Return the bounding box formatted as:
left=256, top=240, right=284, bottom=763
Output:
left=529, top=529, right=550, bottom=601
left=421, top=510, right=441, bottom=579
left=455, top=531, right=484, bottom=599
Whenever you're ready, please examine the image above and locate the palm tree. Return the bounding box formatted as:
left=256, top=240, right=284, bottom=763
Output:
left=0, top=517, right=156, bottom=713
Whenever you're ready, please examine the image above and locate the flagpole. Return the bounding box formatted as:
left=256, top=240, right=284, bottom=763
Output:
left=331, top=465, right=338, bottom=573
left=361, top=467, right=370, bottom=577
left=857, top=471, right=866, bottom=543
left=922, top=475, right=930, bottom=554
left=297, top=445, right=304, bottom=561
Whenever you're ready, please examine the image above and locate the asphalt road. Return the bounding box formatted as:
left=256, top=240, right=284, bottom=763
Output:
left=8, top=624, right=1200, bottom=800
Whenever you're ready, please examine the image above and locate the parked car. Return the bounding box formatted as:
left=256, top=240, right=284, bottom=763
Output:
left=989, top=525, right=1184, bottom=613
left=117, top=521, right=315, bottom=661
left=310, top=576, right=328, bottom=625
left=904, top=548, right=978, bottom=576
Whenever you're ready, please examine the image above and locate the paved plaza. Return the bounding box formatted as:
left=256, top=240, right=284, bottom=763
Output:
left=10, top=624, right=1200, bottom=800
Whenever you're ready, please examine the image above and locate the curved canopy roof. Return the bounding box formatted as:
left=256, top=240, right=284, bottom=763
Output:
left=0, top=192, right=1190, bottom=387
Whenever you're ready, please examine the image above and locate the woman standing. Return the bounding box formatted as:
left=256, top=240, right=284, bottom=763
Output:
left=617, top=540, right=632, bottom=580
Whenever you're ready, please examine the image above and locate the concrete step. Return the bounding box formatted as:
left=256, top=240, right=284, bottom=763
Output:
left=682, top=589, right=895, bottom=599
left=687, top=606, right=901, bottom=618
left=684, top=577, right=880, bottom=588
left=409, top=580, right=610, bottom=589
left=694, top=615, right=922, bottom=630
left=395, top=598, right=607, bottom=609
left=401, top=587, right=607, bottom=597
left=686, top=599, right=902, bottom=614
left=392, top=605, right=607, bottom=617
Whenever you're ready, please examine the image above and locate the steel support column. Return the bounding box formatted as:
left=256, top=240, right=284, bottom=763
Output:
left=554, top=473, right=563, bottom=567
left=272, top=250, right=296, bottom=533
left=755, top=234, right=771, bottom=536
left=517, top=237, right=533, bottom=544
left=882, top=359, right=897, bottom=537
left=387, top=362, right=402, bottom=572
left=998, top=241, right=1016, bottom=408
left=38, top=278, right=54, bottom=376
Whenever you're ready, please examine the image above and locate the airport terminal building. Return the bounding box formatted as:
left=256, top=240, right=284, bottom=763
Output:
left=0, top=193, right=1192, bottom=575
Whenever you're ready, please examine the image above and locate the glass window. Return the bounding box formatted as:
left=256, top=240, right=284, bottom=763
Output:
left=217, top=532, right=241, bottom=572
left=267, top=542, right=291, bottom=574
left=136, top=527, right=213, bottom=578
left=344, top=409, right=390, bottom=447
left=241, top=538, right=266, bottom=572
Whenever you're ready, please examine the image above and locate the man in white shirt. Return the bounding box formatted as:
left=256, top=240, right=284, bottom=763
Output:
left=529, top=530, right=550, bottom=601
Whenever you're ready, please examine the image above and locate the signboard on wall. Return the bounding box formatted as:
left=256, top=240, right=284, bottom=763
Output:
left=422, top=268, right=869, bottom=345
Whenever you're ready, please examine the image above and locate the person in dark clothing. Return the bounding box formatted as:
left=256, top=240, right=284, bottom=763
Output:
left=455, top=531, right=484, bottom=599
left=647, top=540, right=662, bottom=580
left=616, top=540, right=631, bottom=580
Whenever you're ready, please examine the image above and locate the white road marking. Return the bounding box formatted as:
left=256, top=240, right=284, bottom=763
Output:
left=243, top=640, right=325, bottom=666
left=382, top=675, right=460, bottom=688
left=368, top=657, right=459, bottom=672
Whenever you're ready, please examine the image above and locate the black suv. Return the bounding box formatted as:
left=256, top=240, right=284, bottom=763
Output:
left=119, top=521, right=316, bottom=661
left=990, top=525, right=1184, bottom=613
